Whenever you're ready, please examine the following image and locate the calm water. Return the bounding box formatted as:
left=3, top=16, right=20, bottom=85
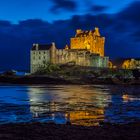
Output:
left=0, top=85, right=140, bottom=126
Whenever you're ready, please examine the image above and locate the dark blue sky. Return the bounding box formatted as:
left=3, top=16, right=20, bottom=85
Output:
left=0, top=0, right=139, bottom=70
left=0, top=0, right=135, bottom=23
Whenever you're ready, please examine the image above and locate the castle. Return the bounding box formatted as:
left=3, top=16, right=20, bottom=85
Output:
left=30, top=27, right=109, bottom=73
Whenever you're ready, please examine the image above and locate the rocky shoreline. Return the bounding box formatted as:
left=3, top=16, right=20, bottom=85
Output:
left=0, top=122, right=140, bottom=140
left=0, top=75, right=139, bottom=85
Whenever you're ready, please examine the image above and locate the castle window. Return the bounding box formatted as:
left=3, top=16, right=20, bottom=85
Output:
left=39, top=56, right=41, bottom=59
left=44, top=56, right=45, bottom=59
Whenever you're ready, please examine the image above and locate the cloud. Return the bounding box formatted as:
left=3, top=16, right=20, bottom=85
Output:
left=0, top=20, right=11, bottom=26
left=117, top=1, right=140, bottom=24
left=18, top=19, right=50, bottom=27
left=50, top=0, right=77, bottom=13
left=0, top=1, right=140, bottom=70
left=90, top=5, right=108, bottom=13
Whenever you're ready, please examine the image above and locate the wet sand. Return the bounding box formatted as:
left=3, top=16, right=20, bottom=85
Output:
left=0, top=123, right=140, bottom=140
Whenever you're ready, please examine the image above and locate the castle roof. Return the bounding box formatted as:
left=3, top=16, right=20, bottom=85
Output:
left=31, top=44, right=52, bottom=50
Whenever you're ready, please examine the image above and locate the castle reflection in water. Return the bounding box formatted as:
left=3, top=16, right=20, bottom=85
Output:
left=27, top=85, right=111, bottom=126
left=0, top=85, right=139, bottom=125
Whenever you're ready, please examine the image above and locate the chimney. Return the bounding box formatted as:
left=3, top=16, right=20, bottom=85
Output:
left=36, top=44, right=39, bottom=51
left=52, top=42, right=56, bottom=48
left=76, top=29, right=82, bottom=34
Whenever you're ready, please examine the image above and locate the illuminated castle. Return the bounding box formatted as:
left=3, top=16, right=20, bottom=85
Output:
left=31, top=27, right=109, bottom=73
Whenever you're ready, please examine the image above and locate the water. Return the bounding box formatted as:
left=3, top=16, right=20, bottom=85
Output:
left=0, top=85, right=140, bottom=126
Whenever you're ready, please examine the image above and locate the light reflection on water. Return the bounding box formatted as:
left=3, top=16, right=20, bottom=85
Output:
left=0, top=85, right=140, bottom=126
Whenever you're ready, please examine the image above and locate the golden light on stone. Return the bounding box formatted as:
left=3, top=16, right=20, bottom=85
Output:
left=71, top=27, right=105, bottom=57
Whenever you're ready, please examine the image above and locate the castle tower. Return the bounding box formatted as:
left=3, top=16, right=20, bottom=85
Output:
left=70, top=27, right=105, bottom=57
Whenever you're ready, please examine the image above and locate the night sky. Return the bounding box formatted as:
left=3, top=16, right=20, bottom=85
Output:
left=0, top=0, right=140, bottom=70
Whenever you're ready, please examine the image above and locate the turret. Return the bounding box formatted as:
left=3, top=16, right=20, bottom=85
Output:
left=94, top=27, right=100, bottom=36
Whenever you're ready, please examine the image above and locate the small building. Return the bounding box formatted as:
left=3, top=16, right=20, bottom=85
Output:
left=111, top=58, right=140, bottom=69
left=122, top=59, right=140, bottom=69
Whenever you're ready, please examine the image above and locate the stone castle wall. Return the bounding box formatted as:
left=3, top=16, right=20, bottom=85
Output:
left=30, top=50, right=50, bottom=73
left=31, top=46, right=109, bottom=73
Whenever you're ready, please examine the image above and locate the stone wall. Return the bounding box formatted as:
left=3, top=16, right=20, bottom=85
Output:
left=31, top=48, right=109, bottom=73
left=30, top=50, right=50, bottom=73
left=52, top=47, right=108, bottom=68
left=89, top=56, right=109, bottom=68
left=53, top=49, right=89, bottom=66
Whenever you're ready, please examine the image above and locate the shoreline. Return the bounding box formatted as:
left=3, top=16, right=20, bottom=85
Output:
left=0, top=122, right=140, bottom=140
left=0, top=75, right=139, bottom=85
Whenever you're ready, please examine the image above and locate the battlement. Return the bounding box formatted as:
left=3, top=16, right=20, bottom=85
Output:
left=75, top=27, right=101, bottom=37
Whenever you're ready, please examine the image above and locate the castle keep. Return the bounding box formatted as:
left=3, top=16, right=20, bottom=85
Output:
left=71, top=27, right=105, bottom=56
left=30, top=27, right=109, bottom=73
